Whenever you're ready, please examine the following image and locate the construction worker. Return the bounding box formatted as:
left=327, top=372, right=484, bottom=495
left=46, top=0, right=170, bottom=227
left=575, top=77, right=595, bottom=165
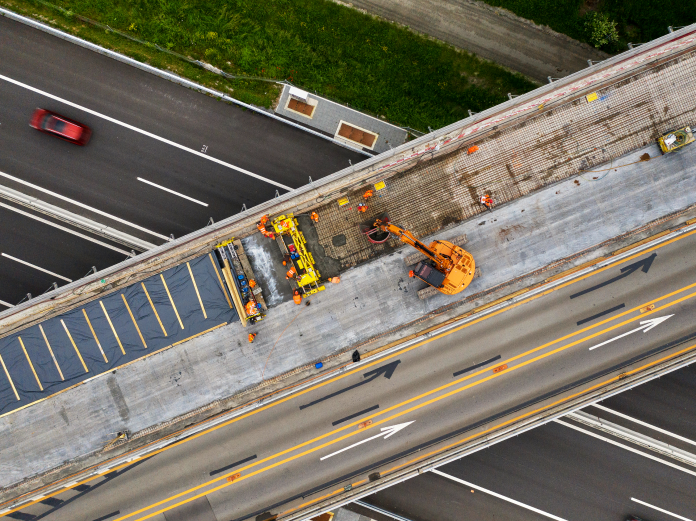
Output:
left=363, top=189, right=374, bottom=200
left=245, top=300, right=258, bottom=316
left=249, top=279, right=257, bottom=289
left=248, top=332, right=257, bottom=343
left=257, top=215, right=275, bottom=240
left=293, top=290, right=302, bottom=305
left=357, top=203, right=367, bottom=213
left=282, top=253, right=291, bottom=266
left=286, top=266, right=298, bottom=280
left=480, top=194, right=494, bottom=210
left=310, top=211, right=319, bottom=223
left=330, top=276, right=341, bottom=284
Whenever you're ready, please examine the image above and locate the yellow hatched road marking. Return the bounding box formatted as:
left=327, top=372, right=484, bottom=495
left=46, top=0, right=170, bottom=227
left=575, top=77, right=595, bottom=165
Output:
left=60, top=320, right=88, bottom=373
left=160, top=274, right=184, bottom=330
left=209, top=253, right=232, bottom=309
left=100, top=301, right=125, bottom=355
left=187, top=262, right=207, bottom=319
left=0, top=353, right=20, bottom=401
left=39, top=324, right=64, bottom=381
left=141, top=283, right=167, bottom=337
left=17, top=337, right=42, bottom=391
left=118, top=285, right=696, bottom=521
left=82, top=309, right=108, bottom=363
left=122, top=295, right=147, bottom=349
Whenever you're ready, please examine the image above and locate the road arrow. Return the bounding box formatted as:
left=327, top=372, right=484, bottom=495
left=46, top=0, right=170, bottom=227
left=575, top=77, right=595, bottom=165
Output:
left=300, top=360, right=401, bottom=410
left=588, top=315, right=673, bottom=351
left=571, top=253, right=656, bottom=299
left=320, top=421, right=415, bottom=461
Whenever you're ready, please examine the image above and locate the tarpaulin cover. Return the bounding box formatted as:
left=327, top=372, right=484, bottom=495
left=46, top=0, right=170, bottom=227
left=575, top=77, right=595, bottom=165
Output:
left=0, top=253, right=235, bottom=415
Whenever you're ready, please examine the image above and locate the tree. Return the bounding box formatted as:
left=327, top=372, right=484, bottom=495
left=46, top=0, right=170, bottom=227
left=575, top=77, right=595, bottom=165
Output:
left=585, top=12, right=619, bottom=48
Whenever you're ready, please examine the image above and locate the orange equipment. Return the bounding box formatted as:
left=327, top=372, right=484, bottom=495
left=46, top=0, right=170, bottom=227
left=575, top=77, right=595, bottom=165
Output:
left=293, top=290, right=302, bottom=305
left=373, top=218, right=475, bottom=296
left=248, top=333, right=257, bottom=343
left=363, top=189, right=374, bottom=200
left=310, top=211, right=319, bottom=223
left=467, top=145, right=479, bottom=155
left=357, top=203, right=367, bottom=213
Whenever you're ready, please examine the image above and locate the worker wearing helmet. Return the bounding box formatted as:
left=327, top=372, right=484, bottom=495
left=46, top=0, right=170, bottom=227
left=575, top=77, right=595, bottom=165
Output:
left=357, top=203, right=367, bottom=213
left=310, top=211, right=319, bottom=223
left=293, top=290, right=302, bottom=305
left=286, top=266, right=298, bottom=280
left=248, top=333, right=257, bottom=343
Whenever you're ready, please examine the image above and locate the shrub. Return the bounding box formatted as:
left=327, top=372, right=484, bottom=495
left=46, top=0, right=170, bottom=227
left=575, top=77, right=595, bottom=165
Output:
left=585, top=12, right=619, bottom=48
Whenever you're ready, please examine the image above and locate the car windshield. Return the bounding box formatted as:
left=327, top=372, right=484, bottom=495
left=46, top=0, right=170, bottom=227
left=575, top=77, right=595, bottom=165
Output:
left=41, top=115, right=67, bottom=133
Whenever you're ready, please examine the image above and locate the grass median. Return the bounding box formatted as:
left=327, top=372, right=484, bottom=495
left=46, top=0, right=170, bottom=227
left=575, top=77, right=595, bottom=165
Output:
left=1, top=0, right=537, bottom=131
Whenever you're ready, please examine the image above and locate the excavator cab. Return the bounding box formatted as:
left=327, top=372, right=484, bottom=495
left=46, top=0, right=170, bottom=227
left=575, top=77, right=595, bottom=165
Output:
left=412, top=261, right=446, bottom=288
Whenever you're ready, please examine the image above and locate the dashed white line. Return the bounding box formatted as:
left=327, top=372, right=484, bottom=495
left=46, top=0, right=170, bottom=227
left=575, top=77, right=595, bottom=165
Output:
left=431, top=469, right=568, bottom=521
left=0, top=170, right=169, bottom=242
left=0, top=300, right=14, bottom=308
left=631, top=498, right=693, bottom=521
left=0, top=201, right=133, bottom=256
left=137, top=178, right=208, bottom=206
left=593, top=403, right=696, bottom=448
left=554, top=419, right=696, bottom=477
left=0, top=73, right=293, bottom=191
left=1, top=253, right=72, bottom=282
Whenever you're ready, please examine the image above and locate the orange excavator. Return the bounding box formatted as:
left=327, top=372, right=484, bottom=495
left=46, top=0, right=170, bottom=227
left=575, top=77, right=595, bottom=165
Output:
left=373, top=218, right=475, bottom=295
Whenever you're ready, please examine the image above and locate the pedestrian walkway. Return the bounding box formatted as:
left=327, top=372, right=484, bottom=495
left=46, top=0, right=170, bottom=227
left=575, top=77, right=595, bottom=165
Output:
left=0, top=253, right=235, bottom=415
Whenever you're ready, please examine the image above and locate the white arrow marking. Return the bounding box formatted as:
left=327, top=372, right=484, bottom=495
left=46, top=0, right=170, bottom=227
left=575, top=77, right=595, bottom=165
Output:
left=588, top=315, right=673, bottom=351
left=320, top=422, right=414, bottom=461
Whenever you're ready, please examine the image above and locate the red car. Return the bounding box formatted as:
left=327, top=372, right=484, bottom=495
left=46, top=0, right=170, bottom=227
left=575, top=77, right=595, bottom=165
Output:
left=30, top=108, right=92, bottom=145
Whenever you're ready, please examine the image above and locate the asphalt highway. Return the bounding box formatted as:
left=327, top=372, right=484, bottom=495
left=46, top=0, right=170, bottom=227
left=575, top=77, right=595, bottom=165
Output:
left=0, top=16, right=363, bottom=308
left=7, top=220, right=695, bottom=520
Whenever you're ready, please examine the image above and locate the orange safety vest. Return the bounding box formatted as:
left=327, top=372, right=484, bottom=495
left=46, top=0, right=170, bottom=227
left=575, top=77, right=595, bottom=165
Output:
left=310, top=212, right=319, bottom=222
left=286, top=266, right=297, bottom=279
left=245, top=301, right=257, bottom=315
left=248, top=333, right=256, bottom=343
left=293, top=292, right=302, bottom=304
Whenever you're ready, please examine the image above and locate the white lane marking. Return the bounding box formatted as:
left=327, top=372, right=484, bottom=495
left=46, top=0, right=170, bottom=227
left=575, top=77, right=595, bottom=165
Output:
left=320, top=422, right=414, bottom=461
left=0, top=73, right=293, bottom=191
left=588, top=315, right=673, bottom=350
left=0, top=201, right=133, bottom=256
left=431, top=469, right=568, bottom=521
left=0, top=299, right=14, bottom=308
left=631, top=498, right=693, bottom=521
left=0, top=170, right=169, bottom=241
left=554, top=419, right=696, bottom=477
left=593, top=404, right=696, bottom=448
left=137, top=178, right=208, bottom=207
left=1, top=253, right=72, bottom=282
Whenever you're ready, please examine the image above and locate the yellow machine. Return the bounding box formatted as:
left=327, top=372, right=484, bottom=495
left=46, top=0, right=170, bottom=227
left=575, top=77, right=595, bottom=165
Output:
left=271, top=214, right=325, bottom=296
left=373, top=218, right=475, bottom=295
left=658, top=126, right=694, bottom=154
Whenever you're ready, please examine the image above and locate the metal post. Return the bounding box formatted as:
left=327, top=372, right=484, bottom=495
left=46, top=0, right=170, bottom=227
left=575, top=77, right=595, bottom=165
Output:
left=275, top=190, right=280, bottom=198
left=308, top=176, right=313, bottom=184
left=627, top=43, right=634, bottom=49
left=547, top=76, right=553, bottom=83
left=668, top=26, right=673, bottom=33
left=241, top=203, right=247, bottom=212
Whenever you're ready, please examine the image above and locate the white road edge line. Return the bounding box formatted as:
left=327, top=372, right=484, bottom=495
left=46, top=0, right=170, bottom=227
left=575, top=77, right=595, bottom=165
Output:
left=592, top=404, right=696, bottom=448
left=0, top=170, right=169, bottom=242
left=1, top=253, right=72, bottom=282
left=554, top=419, right=696, bottom=477
left=430, top=469, right=568, bottom=521
left=0, top=201, right=132, bottom=256
left=137, top=178, right=208, bottom=207
left=0, top=300, right=14, bottom=308
left=0, top=73, right=293, bottom=191
left=631, top=498, right=693, bottom=521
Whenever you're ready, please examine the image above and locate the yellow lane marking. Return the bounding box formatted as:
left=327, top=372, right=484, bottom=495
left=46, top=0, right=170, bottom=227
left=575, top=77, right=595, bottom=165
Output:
left=100, top=301, right=125, bottom=355
left=18, top=337, right=43, bottom=391
left=6, top=230, right=693, bottom=517
left=61, top=320, right=88, bottom=373
left=210, top=253, right=232, bottom=309
left=286, top=340, right=696, bottom=515
left=142, top=282, right=167, bottom=337
left=160, top=274, right=184, bottom=330
left=0, top=353, right=20, bottom=401
left=39, top=324, right=64, bottom=381
left=121, top=287, right=696, bottom=521
left=122, top=295, right=147, bottom=349
left=83, top=309, right=108, bottom=363
left=187, top=262, right=207, bottom=319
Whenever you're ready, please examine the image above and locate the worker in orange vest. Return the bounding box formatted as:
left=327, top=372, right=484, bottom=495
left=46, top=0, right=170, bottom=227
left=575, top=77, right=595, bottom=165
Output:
left=249, top=279, right=257, bottom=288
left=248, top=332, right=256, bottom=343
left=310, top=211, right=319, bottom=223
left=257, top=215, right=275, bottom=240
left=357, top=203, right=367, bottom=213
left=330, top=276, right=341, bottom=284
left=363, top=189, right=374, bottom=200
left=480, top=194, right=494, bottom=210
left=293, top=290, right=302, bottom=305
left=286, top=266, right=298, bottom=280
left=245, top=301, right=258, bottom=316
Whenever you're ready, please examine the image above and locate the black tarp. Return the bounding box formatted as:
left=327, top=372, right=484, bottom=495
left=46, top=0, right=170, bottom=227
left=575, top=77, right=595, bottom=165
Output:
left=0, top=253, right=235, bottom=415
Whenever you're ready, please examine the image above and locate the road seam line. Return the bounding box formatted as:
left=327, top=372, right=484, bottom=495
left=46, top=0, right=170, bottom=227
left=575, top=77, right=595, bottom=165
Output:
left=1, top=252, right=72, bottom=282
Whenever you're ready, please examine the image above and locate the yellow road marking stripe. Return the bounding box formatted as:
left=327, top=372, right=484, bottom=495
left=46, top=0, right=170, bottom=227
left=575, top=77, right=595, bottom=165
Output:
left=187, top=262, right=207, bottom=319
left=82, top=309, right=108, bottom=363
left=99, top=301, right=125, bottom=355
left=141, top=283, right=167, bottom=337
left=0, top=353, right=20, bottom=401
left=122, top=287, right=696, bottom=521
left=210, top=253, right=232, bottom=309
left=39, top=324, right=64, bottom=381
left=8, top=230, right=693, bottom=518
left=122, top=295, right=147, bottom=349
left=18, top=337, right=43, bottom=391
left=61, top=320, right=88, bottom=373
left=160, top=274, right=184, bottom=330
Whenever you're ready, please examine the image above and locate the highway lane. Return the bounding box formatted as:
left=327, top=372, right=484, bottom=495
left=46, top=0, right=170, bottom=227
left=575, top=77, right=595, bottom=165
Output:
left=6, top=226, right=694, bottom=520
